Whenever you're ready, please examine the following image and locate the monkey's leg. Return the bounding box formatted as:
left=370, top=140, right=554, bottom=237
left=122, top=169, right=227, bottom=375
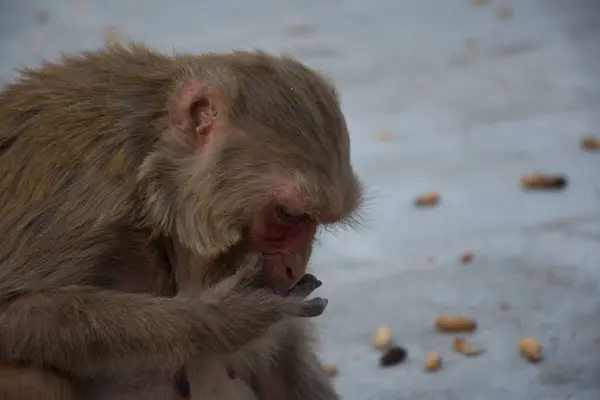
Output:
left=250, top=322, right=340, bottom=400
left=242, top=274, right=338, bottom=400
left=253, top=350, right=339, bottom=400
left=232, top=281, right=328, bottom=400
left=0, top=365, right=81, bottom=400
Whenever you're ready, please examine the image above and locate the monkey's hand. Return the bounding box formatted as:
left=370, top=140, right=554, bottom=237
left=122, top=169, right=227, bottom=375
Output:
left=179, top=254, right=328, bottom=354
left=200, top=254, right=328, bottom=318
left=285, top=273, right=322, bottom=299
left=283, top=273, right=328, bottom=318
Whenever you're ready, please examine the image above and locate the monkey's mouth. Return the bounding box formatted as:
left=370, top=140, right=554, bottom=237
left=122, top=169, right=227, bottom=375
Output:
left=249, top=253, right=307, bottom=297
left=254, top=274, right=300, bottom=297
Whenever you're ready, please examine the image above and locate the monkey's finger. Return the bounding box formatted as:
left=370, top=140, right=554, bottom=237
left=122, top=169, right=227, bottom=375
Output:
left=286, top=274, right=322, bottom=299
left=234, top=253, right=265, bottom=286
left=211, top=253, right=264, bottom=295
left=297, top=297, right=328, bottom=318
left=296, top=273, right=320, bottom=288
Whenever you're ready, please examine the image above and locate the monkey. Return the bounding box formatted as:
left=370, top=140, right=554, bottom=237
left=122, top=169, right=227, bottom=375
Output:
left=0, top=42, right=363, bottom=399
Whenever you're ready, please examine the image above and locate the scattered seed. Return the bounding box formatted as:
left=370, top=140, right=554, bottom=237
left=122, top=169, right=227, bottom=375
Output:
left=435, top=315, right=477, bottom=333
left=424, top=352, right=442, bottom=372
left=379, top=346, right=407, bottom=367
left=521, top=173, right=568, bottom=190
left=377, top=130, right=391, bottom=142
left=460, top=252, right=473, bottom=264
left=414, top=191, right=440, bottom=207
left=519, top=337, right=542, bottom=363
left=497, top=6, right=513, bottom=20
left=581, top=137, right=600, bottom=150
left=321, top=362, right=339, bottom=378
left=452, top=337, right=484, bottom=356
left=373, top=325, right=392, bottom=350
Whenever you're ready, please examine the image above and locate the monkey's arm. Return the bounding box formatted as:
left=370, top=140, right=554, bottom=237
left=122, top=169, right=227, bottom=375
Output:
left=0, top=286, right=213, bottom=378
left=0, top=274, right=325, bottom=380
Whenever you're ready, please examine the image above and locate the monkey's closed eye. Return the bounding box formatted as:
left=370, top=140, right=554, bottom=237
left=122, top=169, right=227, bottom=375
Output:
left=275, top=205, right=306, bottom=223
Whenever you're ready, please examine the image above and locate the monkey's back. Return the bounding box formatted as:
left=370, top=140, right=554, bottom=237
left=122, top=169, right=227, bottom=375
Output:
left=0, top=44, right=179, bottom=292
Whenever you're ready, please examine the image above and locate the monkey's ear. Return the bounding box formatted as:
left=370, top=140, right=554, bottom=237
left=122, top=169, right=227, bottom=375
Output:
left=169, top=78, right=222, bottom=146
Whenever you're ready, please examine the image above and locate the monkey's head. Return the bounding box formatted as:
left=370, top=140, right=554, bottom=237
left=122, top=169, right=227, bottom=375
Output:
left=142, top=51, right=363, bottom=292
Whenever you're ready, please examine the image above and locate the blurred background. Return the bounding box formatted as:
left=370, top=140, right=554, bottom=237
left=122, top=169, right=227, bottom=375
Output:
left=1, top=0, right=599, bottom=399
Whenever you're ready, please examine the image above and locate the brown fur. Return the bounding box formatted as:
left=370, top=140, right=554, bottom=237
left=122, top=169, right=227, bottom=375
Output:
left=0, top=42, right=362, bottom=399
left=0, top=365, right=81, bottom=400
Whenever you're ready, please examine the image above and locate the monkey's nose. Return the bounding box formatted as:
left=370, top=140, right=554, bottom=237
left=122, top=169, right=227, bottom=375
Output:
left=286, top=266, right=295, bottom=282
left=265, top=256, right=307, bottom=293
left=282, top=259, right=305, bottom=290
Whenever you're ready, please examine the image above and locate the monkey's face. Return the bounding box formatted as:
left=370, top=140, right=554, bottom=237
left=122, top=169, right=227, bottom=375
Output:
left=239, top=167, right=363, bottom=293
left=162, top=73, right=364, bottom=293
left=248, top=202, right=318, bottom=293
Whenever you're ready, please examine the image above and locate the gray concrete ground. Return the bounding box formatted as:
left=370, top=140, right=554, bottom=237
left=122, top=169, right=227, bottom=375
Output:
left=1, top=0, right=600, bottom=399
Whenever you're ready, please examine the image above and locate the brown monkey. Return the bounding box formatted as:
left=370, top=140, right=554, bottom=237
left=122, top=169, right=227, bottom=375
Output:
left=0, top=42, right=363, bottom=399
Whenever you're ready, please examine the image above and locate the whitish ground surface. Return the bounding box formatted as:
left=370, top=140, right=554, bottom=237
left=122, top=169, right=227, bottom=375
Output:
left=1, top=0, right=599, bottom=399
